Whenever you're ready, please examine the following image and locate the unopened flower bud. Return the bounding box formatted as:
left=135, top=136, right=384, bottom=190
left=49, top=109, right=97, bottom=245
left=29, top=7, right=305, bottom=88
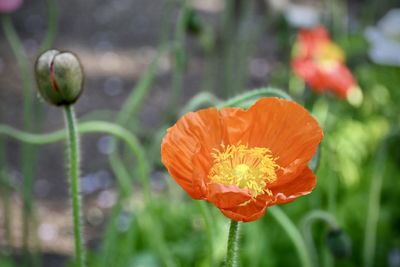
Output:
left=35, top=49, right=84, bottom=106
left=326, top=229, right=352, bottom=259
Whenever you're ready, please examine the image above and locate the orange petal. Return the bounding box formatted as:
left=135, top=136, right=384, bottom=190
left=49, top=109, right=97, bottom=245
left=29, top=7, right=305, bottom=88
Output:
left=245, top=98, right=323, bottom=187
left=270, top=167, right=316, bottom=205
left=297, top=26, right=330, bottom=58
left=292, top=60, right=327, bottom=93
left=219, top=107, right=251, bottom=145
left=161, top=108, right=225, bottom=199
left=220, top=198, right=267, bottom=222
left=206, top=183, right=252, bottom=209
left=320, top=63, right=357, bottom=98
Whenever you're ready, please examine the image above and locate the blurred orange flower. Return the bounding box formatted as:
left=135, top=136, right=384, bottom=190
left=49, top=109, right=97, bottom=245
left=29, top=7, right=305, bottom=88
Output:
left=292, top=26, right=361, bottom=101
left=161, top=97, right=323, bottom=222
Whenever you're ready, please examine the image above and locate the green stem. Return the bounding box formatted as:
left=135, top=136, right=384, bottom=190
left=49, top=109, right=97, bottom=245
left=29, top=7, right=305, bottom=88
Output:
left=226, top=220, right=240, bottom=267
left=2, top=14, right=36, bottom=264
left=0, top=138, right=13, bottom=252
left=39, top=0, right=58, bottom=52
left=218, top=87, right=292, bottom=108
left=108, top=45, right=169, bottom=199
left=117, top=46, right=169, bottom=125
left=1, top=16, right=33, bottom=106
left=101, top=45, right=169, bottom=199
left=1, top=185, right=12, bottom=250
left=0, top=121, right=151, bottom=202
left=221, top=0, right=236, bottom=97
left=0, top=121, right=170, bottom=264
left=269, top=206, right=313, bottom=267
left=170, top=1, right=189, bottom=109
left=139, top=211, right=176, bottom=267
left=300, top=210, right=339, bottom=267
left=362, top=134, right=391, bottom=267
left=180, top=92, right=221, bottom=115
left=159, top=0, right=175, bottom=48
left=96, top=202, right=122, bottom=267
left=63, top=106, right=85, bottom=267
left=198, top=202, right=215, bottom=267
left=109, top=153, right=133, bottom=197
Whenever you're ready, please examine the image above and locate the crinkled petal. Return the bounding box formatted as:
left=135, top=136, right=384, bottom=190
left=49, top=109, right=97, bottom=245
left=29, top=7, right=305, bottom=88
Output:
left=244, top=98, right=323, bottom=187
left=220, top=198, right=267, bottom=222
left=261, top=167, right=316, bottom=205
left=161, top=108, right=224, bottom=199
left=206, top=183, right=253, bottom=209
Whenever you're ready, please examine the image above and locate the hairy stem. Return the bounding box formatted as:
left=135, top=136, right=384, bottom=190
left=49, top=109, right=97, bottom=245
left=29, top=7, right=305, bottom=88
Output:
left=63, top=106, right=85, bottom=267
left=218, top=87, right=292, bottom=108
left=0, top=121, right=150, bottom=191
left=180, top=92, right=221, bottom=115
left=226, top=220, right=240, bottom=267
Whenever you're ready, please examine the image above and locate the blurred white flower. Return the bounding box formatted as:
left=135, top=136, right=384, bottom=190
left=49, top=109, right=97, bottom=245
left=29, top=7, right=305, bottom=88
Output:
left=266, top=0, right=321, bottom=28
left=285, top=4, right=321, bottom=28
left=365, top=9, right=400, bottom=66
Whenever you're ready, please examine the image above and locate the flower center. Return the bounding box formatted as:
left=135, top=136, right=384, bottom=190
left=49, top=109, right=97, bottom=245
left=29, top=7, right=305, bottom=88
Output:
left=208, top=144, right=279, bottom=197
left=317, top=42, right=344, bottom=61
left=314, top=42, right=345, bottom=70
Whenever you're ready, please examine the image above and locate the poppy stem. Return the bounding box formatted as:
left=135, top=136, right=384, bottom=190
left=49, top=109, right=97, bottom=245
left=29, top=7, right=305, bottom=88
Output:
left=226, top=219, right=241, bottom=267
left=198, top=202, right=215, bottom=266
left=0, top=138, right=13, bottom=253
left=39, top=0, right=58, bottom=53
left=218, top=87, right=292, bottom=108
left=269, top=206, right=313, bottom=267
left=1, top=14, right=37, bottom=266
left=300, top=210, right=339, bottom=267
left=63, top=105, right=86, bottom=267
left=363, top=134, right=390, bottom=267
left=170, top=1, right=189, bottom=110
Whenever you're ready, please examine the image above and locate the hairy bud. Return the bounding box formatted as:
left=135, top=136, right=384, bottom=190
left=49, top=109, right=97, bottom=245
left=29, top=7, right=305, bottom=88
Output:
left=35, top=49, right=84, bottom=106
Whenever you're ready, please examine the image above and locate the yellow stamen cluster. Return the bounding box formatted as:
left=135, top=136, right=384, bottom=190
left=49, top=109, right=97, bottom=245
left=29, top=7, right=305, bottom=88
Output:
left=208, top=144, right=279, bottom=197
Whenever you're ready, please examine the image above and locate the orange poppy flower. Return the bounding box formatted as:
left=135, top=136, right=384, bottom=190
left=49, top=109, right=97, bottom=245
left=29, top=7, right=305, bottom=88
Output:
left=161, top=97, right=323, bottom=222
left=292, top=26, right=360, bottom=100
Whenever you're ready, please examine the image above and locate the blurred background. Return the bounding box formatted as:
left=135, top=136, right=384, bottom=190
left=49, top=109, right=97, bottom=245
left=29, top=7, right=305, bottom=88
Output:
left=0, top=0, right=400, bottom=266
